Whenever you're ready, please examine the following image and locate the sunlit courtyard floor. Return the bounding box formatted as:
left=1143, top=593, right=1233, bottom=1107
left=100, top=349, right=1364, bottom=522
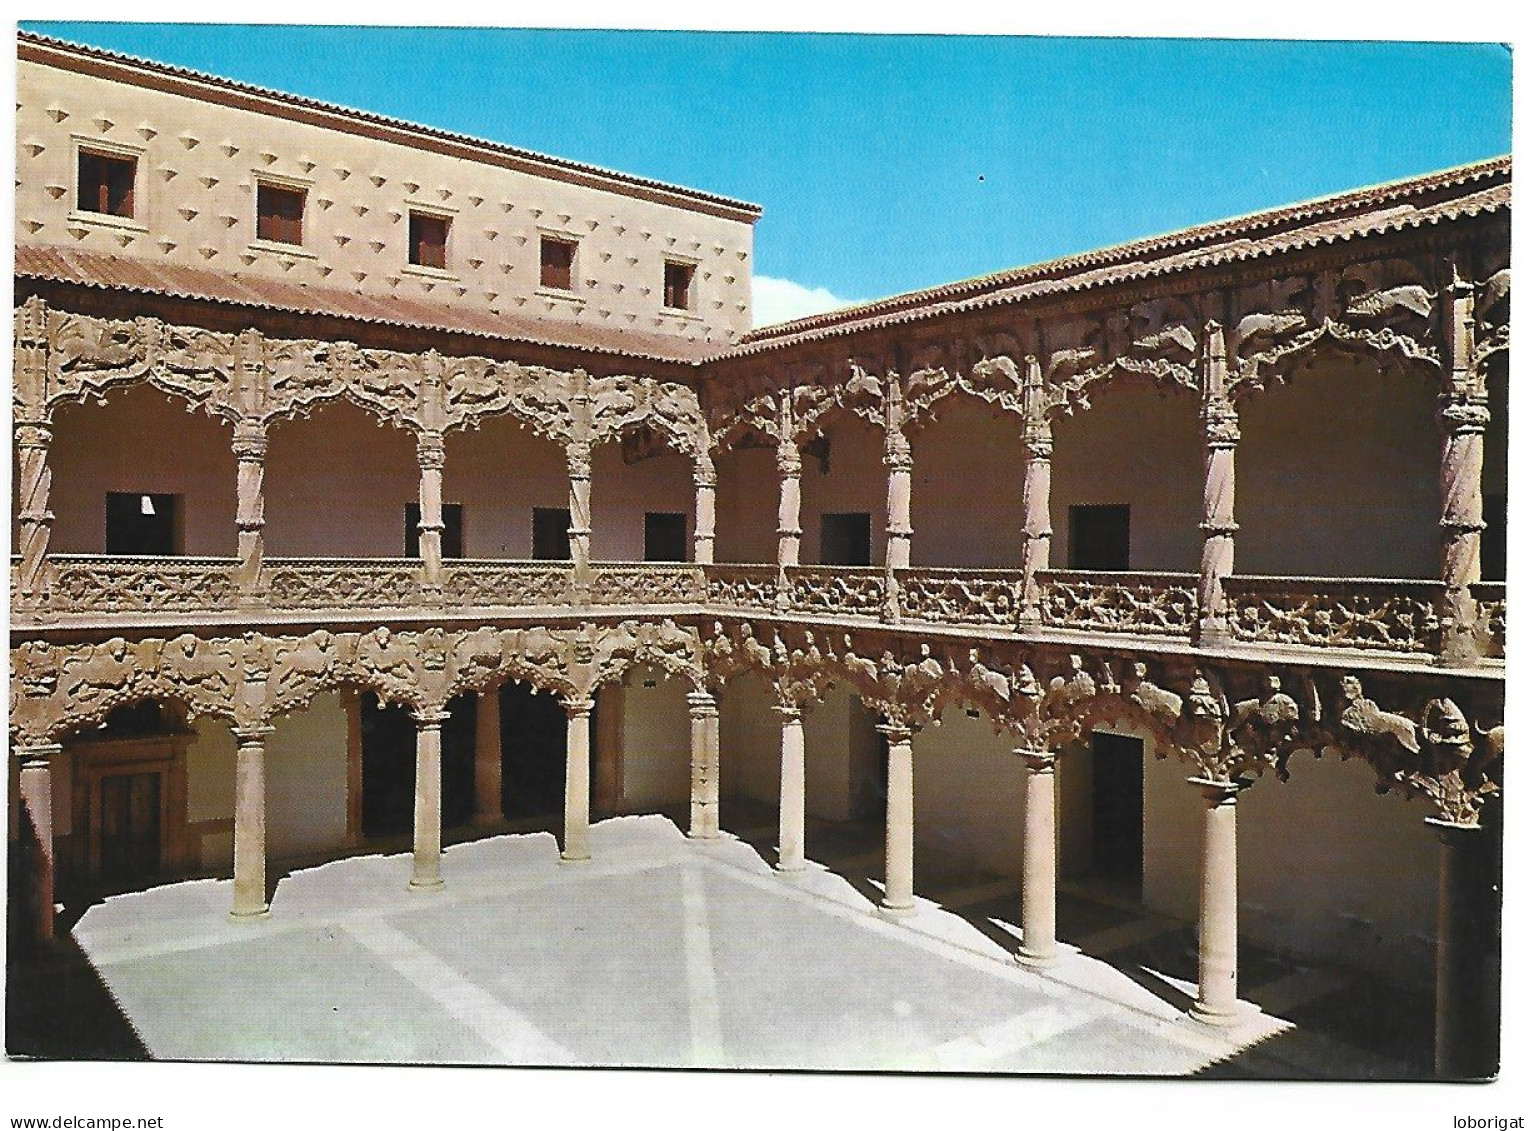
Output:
left=9, top=811, right=1434, bottom=1076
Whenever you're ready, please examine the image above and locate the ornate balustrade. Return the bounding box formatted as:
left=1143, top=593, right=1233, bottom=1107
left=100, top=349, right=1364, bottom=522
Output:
left=1472, top=582, right=1506, bottom=660
left=703, top=563, right=778, bottom=610
left=442, top=560, right=571, bottom=607
left=266, top=558, right=424, bottom=611
left=14, top=556, right=1504, bottom=670
left=896, top=568, right=1026, bottom=628
left=1037, top=570, right=1199, bottom=637
left=46, top=555, right=238, bottom=615
left=590, top=563, right=706, bottom=606
left=1225, top=575, right=1442, bottom=655
left=780, top=565, right=887, bottom=618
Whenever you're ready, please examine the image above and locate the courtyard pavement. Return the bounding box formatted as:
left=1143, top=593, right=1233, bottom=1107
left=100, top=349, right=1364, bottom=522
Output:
left=44, top=812, right=1403, bottom=1075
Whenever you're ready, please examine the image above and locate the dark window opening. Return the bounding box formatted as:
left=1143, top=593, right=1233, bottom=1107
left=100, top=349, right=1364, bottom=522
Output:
left=409, top=211, right=450, bottom=270
left=820, top=512, right=872, bottom=566
left=663, top=261, right=695, bottom=310
left=77, top=150, right=136, bottom=218
left=405, top=503, right=463, bottom=559
left=1483, top=493, right=1507, bottom=583
left=540, top=237, right=576, bottom=290
left=256, top=182, right=305, bottom=245
left=644, top=512, right=688, bottom=562
left=1069, top=504, right=1131, bottom=571
left=105, top=492, right=180, bottom=556
left=533, top=507, right=572, bottom=561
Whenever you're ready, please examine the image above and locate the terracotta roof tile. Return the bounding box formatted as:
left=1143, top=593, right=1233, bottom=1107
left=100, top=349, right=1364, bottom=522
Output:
left=15, top=244, right=721, bottom=364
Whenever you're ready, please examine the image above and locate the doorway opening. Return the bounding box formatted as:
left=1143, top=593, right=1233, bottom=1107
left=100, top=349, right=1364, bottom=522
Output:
left=821, top=512, right=872, bottom=566
left=360, top=692, right=476, bottom=838
left=1068, top=504, right=1130, bottom=571
left=500, top=682, right=577, bottom=819
left=1089, top=731, right=1144, bottom=894
left=105, top=492, right=181, bottom=556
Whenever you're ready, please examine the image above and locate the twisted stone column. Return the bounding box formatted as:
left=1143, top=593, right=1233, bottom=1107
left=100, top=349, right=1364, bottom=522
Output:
left=1439, top=398, right=1489, bottom=666
left=416, top=432, right=446, bottom=607
left=775, top=704, right=807, bottom=872
left=409, top=710, right=448, bottom=891
left=231, top=726, right=274, bottom=919
left=776, top=435, right=802, bottom=607
left=693, top=458, right=716, bottom=565
left=1430, top=817, right=1500, bottom=1079
left=233, top=421, right=268, bottom=607
left=14, top=423, right=54, bottom=610
left=562, top=697, right=594, bottom=862
left=474, top=688, right=502, bottom=827
left=1190, top=776, right=1242, bottom=1024
left=1016, top=744, right=1059, bottom=968
left=687, top=689, right=721, bottom=840
left=880, top=722, right=917, bottom=915
left=1199, top=324, right=1238, bottom=644
left=566, top=441, right=594, bottom=604
left=883, top=428, right=913, bottom=619
left=17, top=745, right=61, bottom=941
left=1019, top=396, right=1052, bottom=627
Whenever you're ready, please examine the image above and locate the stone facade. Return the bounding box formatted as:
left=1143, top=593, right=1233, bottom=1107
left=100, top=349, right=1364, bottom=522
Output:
left=9, top=33, right=1509, bottom=1080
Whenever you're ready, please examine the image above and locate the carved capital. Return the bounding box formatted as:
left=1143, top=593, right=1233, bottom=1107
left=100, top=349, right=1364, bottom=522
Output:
left=417, top=432, right=447, bottom=471
left=13, top=423, right=52, bottom=451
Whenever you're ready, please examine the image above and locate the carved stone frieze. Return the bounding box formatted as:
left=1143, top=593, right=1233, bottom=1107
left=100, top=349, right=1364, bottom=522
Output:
left=1038, top=571, right=1198, bottom=637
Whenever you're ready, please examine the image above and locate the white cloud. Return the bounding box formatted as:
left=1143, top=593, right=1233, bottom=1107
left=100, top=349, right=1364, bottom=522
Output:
left=750, top=275, right=863, bottom=329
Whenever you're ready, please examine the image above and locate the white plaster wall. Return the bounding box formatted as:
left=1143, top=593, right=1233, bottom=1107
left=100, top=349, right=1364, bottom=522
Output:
left=1050, top=383, right=1203, bottom=571
left=1142, top=743, right=1202, bottom=922
left=444, top=416, right=567, bottom=557
left=185, top=715, right=236, bottom=823
left=590, top=444, right=693, bottom=561
left=912, top=706, right=1025, bottom=875
left=799, top=421, right=889, bottom=566
left=47, top=383, right=238, bottom=556
left=619, top=667, right=691, bottom=809
left=911, top=399, right=1027, bottom=568
left=714, top=446, right=778, bottom=563
left=264, top=690, right=348, bottom=858
left=720, top=675, right=779, bottom=805
left=19, top=56, right=755, bottom=345
left=1237, top=358, right=1441, bottom=578
left=1238, top=753, right=1437, bottom=986
left=264, top=400, right=419, bottom=557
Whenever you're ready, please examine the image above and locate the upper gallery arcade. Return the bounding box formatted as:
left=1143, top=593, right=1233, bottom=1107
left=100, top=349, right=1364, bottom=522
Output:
left=9, top=31, right=1510, bottom=1080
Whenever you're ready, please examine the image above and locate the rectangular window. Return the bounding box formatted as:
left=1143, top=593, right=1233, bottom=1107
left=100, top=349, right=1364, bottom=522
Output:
left=409, top=211, right=450, bottom=270
left=663, top=261, right=695, bottom=311
left=256, top=181, right=306, bottom=246
left=405, top=503, right=463, bottom=559
left=1068, top=504, right=1131, bottom=571
left=78, top=150, right=136, bottom=218
left=820, top=512, right=872, bottom=567
left=532, top=507, right=572, bottom=561
left=540, top=237, right=576, bottom=291
left=644, top=512, right=688, bottom=563
left=105, top=493, right=180, bottom=556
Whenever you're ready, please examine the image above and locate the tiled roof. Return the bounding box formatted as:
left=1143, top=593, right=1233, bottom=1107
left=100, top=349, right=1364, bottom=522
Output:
left=15, top=244, right=721, bottom=364
left=17, top=31, right=762, bottom=224
left=729, top=156, right=1511, bottom=359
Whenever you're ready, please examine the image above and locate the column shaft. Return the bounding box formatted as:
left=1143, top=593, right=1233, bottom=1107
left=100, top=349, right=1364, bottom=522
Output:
left=562, top=700, right=593, bottom=862
left=1190, top=777, right=1241, bottom=1024
left=409, top=713, right=446, bottom=890
left=694, top=461, right=716, bottom=565
left=1019, top=442, right=1052, bottom=626
left=567, top=442, right=593, bottom=602
left=231, top=728, right=273, bottom=919
left=1439, top=404, right=1488, bottom=665
left=417, top=434, right=446, bottom=605
left=17, top=747, right=61, bottom=941
left=1431, top=818, right=1500, bottom=1079
left=880, top=724, right=916, bottom=914
left=14, top=425, right=54, bottom=608
left=776, top=706, right=806, bottom=872
left=474, top=688, right=503, bottom=827
left=1017, top=749, right=1059, bottom=968
left=884, top=430, right=913, bottom=621
left=1199, top=325, right=1238, bottom=644
left=776, top=437, right=802, bottom=606
left=688, top=691, right=721, bottom=839
left=233, top=422, right=267, bottom=606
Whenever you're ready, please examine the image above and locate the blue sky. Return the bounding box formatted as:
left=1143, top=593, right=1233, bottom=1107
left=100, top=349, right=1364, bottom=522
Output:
left=23, top=24, right=1513, bottom=321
